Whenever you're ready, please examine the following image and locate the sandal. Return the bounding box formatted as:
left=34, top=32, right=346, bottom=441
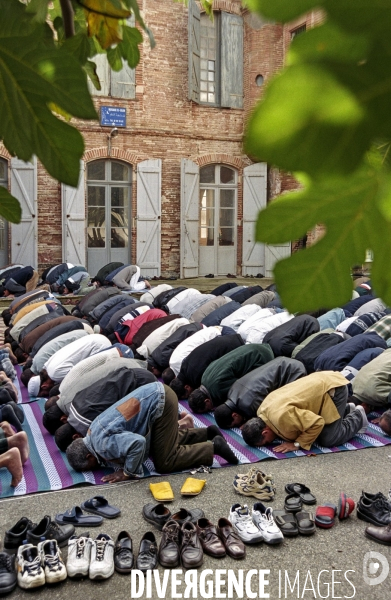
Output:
left=338, top=492, right=355, bottom=520
left=284, top=493, right=302, bottom=513
left=81, top=496, right=121, bottom=519
left=295, top=511, right=316, bottom=535
left=273, top=510, right=299, bottom=537
left=285, top=483, right=317, bottom=505
left=55, top=506, right=103, bottom=527
left=315, top=504, right=337, bottom=529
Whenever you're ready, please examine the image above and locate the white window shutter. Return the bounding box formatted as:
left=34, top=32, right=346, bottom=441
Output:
left=88, top=53, right=110, bottom=96
left=61, top=161, right=86, bottom=265
left=188, top=0, right=201, bottom=102
left=10, top=157, right=37, bottom=267
left=242, top=162, right=267, bottom=276
left=111, top=61, right=136, bottom=99
left=221, top=12, right=244, bottom=109
left=265, top=242, right=292, bottom=277
left=180, top=159, right=199, bottom=278
left=136, top=159, right=161, bottom=277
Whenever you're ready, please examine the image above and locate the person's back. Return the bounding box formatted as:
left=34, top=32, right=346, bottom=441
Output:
left=352, top=348, right=391, bottom=407
left=45, top=334, right=111, bottom=382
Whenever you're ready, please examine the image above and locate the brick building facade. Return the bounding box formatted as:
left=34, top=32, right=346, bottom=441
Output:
left=0, top=2, right=318, bottom=278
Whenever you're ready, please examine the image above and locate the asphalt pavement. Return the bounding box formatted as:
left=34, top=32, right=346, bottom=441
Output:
left=1, top=444, right=390, bottom=599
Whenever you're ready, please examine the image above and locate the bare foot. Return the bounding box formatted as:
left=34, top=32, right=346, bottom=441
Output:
left=8, top=432, right=29, bottom=464
left=0, top=421, right=14, bottom=437
left=178, top=414, right=194, bottom=429
left=0, top=447, right=23, bottom=487
left=372, top=417, right=381, bottom=424
left=1, top=344, right=17, bottom=365
left=145, top=281, right=151, bottom=289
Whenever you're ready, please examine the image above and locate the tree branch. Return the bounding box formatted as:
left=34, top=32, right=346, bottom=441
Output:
left=60, top=0, right=75, bottom=38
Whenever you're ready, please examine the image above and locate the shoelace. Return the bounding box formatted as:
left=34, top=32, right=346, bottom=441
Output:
left=45, top=553, right=62, bottom=572
left=164, top=529, right=179, bottom=544
left=182, top=531, right=197, bottom=548
left=76, top=538, right=87, bottom=559
left=25, top=555, right=42, bottom=575
left=236, top=511, right=253, bottom=528
left=95, top=539, right=107, bottom=562
left=0, top=554, right=12, bottom=572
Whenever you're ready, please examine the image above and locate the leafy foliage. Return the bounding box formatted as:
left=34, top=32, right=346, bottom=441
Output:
left=245, top=0, right=391, bottom=311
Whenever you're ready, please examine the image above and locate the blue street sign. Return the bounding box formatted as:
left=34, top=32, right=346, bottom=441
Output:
left=100, top=106, right=126, bottom=127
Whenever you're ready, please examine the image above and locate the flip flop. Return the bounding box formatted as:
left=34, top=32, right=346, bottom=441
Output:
left=81, top=496, right=121, bottom=519
left=295, top=511, right=316, bottom=535
left=315, top=504, right=337, bottom=529
left=55, top=506, right=103, bottom=527
left=285, top=483, right=317, bottom=505
left=338, top=492, right=356, bottom=520
left=273, top=510, right=299, bottom=537
left=284, top=493, right=302, bottom=513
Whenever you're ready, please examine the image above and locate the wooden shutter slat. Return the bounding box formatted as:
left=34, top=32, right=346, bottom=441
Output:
left=221, top=12, right=244, bottom=109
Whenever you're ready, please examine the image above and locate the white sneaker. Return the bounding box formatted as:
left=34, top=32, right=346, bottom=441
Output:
left=229, top=503, right=264, bottom=544
left=37, top=539, right=67, bottom=584
left=89, top=534, right=114, bottom=580
left=252, top=502, right=284, bottom=544
left=355, top=405, right=368, bottom=433
left=16, top=544, right=45, bottom=589
left=67, top=534, right=92, bottom=578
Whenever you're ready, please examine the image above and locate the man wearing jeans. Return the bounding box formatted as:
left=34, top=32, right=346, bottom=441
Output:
left=241, top=371, right=367, bottom=451
left=66, top=381, right=238, bottom=482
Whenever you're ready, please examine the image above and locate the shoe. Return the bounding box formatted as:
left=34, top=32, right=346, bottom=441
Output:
left=136, top=532, right=158, bottom=573
left=158, top=520, right=181, bottom=568
left=338, top=493, right=355, bottom=520
left=216, top=518, right=246, bottom=559
left=37, top=539, right=67, bottom=584
left=295, top=511, right=316, bottom=535
left=16, top=544, right=45, bottom=589
left=0, top=552, right=17, bottom=594
left=3, top=517, right=36, bottom=554
left=142, top=502, right=172, bottom=530
left=285, top=483, right=316, bottom=505
left=365, top=523, right=391, bottom=546
left=315, top=504, right=337, bottom=529
left=66, top=533, right=92, bottom=578
left=273, top=510, right=299, bottom=537
left=205, top=274, right=214, bottom=278
left=363, top=490, right=391, bottom=510
left=357, top=494, right=391, bottom=526
left=284, top=493, right=303, bottom=513
left=233, top=472, right=275, bottom=500
left=229, top=504, right=264, bottom=544
left=180, top=522, right=203, bottom=569
left=234, top=466, right=276, bottom=490
left=196, top=518, right=226, bottom=558
left=355, top=405, right=369, bottom=433
left=170, top=507, right=205, bottom=527
left=27, top=515, right=75, bottom=548
left=89, top=534, right=115, bottom=580
left=252, top=503, right=284, bottom=544
left=114, top=531, right=133, bottom=574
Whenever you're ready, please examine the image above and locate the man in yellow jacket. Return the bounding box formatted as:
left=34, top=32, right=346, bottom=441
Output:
left=242, top=372, right=367, bottom=451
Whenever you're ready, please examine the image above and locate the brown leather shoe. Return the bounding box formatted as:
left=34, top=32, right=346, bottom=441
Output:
left=180, top=522, right=203, bottom=569
left=365, top=523, right=391, bottom=545
left=217, top=517, right=246, bottom=559
left=196, top=518, right=226, bottom=558
left=158, top=520, right=181, bottom=568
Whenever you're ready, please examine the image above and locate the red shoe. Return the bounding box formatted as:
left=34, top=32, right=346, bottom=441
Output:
left=338, top=492, right=355, bottom=520
left=315, top=504, right=337, bottom=529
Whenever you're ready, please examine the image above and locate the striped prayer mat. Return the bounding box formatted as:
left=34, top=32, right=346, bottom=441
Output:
left=1, top=367, right=390, bottom=499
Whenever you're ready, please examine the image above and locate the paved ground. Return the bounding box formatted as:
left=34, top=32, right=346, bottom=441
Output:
left=1, top=445, right=390, bottom=599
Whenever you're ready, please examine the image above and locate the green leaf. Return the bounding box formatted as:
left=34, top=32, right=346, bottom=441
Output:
left=26, top=0, right=49, bottom=22
left=256, top=160, right=391, bottom=312
left=119, top=25, right=142, bottom=68
left=0, top=188, right=22, bottom=224
left=243, top=0, right=318, bottom=23
left=107, top=44, right=123, bottom=70
left=0, top=0, right=97, bottom=187
left=325, top=0, right=391, bottom=35
left=245, top=63, right=369, bottom=176
left=63, top=32, right=92, bottom=64
left=83, top=59, right=101, bottom=89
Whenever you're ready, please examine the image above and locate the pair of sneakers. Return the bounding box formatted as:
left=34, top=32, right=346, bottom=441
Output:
left=16, top=540, right=67, bottom=589
left=67, top=533, right=114, bottom=580
left=229, top=502, right=283, bottom=545
left=233, top=466, right=276, bottom=501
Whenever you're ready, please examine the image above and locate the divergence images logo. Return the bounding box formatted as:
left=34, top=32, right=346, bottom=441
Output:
left=363, top=551, right=389, bottom=586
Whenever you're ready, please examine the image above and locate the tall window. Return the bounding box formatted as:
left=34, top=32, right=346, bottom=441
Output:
left=189, top=2, right=244, bottom=108
left=199, top=165, right=237, bottom=247
left=87, top=160, right=131, bottom=251
left=0, top=159, right=8, bottom=252
left=290, top=24, right=306, bottom=39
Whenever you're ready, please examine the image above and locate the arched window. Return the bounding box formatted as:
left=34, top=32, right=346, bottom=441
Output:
left=0, top=159, right=8, bottom=266
left=86, top=159, right=132, bottom=275
left=199, top=164, right=237, bottom=274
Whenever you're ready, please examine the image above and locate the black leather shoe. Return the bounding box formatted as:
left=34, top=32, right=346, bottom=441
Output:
left=357, top=495, right=391, bottom=526
left=180, top=522, right=203, bottom=569
left=114, top=531, right=134, bottom=574
left=27, top=515, right=75, bottom=547
left=0, top=552, right=17, bottom=594
left=158, top=520, right=180, bottom=568
left=171, top=508, right=205, bottom=527
left=142, top=503, right=171, bottom=530
left=363, top=491, right=391, bottom=509
left=3, top=517, right=36, bottom=554
left=136, top=532, right=158, bottom=573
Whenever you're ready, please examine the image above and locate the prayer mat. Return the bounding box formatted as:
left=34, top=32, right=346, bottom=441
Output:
left=2, top=367, right=390, bottom=499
